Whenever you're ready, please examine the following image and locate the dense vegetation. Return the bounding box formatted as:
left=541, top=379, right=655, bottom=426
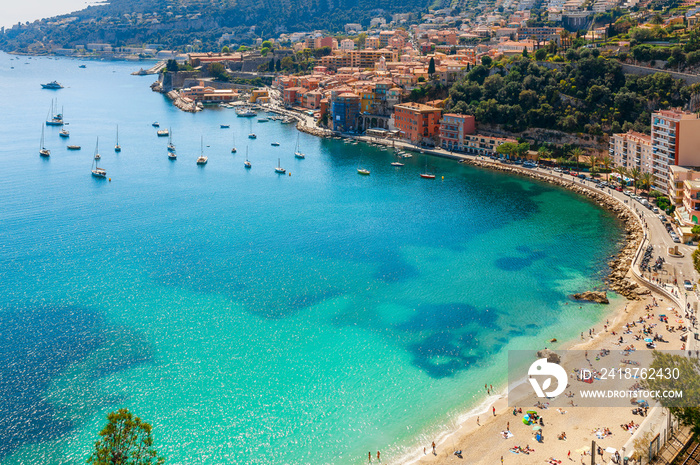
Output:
left=0, top=0, right=429, bottom=51
left=446, top=52, right=700, bottom=134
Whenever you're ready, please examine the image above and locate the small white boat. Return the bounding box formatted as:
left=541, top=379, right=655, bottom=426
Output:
left=357, top=168, right=370, bottom=175
left=275, top=158, right=286, bottom=174
left=152, top=122, right=160, bottom=127
left=67, top=145, right=81, bottom=150
left=167, top=129, right=175, bottom=152
left=168, top=151, right=177, bottom=160
left=271, top=142, right=280, bottom=147
left=244, top=146, right=251, bottom=168
left=39, top=125, right=50, bottom=157
left=91, top=139, right=106, bottom=178
left=196, top=136, right=208, bottom=165
left=114, top=125, right=121, bottom=152
left=248, top=133, right=256, bottom=139
left=157, top=129, right=169, bottom=137
left=391, top=162, right=404, bottom=167
left=59, top=128, right=69, bottom=138
left=294, top=133, right=305, bottom=159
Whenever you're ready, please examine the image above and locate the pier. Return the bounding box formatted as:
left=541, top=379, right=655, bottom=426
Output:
left=131, top=61, right=167, bottom=75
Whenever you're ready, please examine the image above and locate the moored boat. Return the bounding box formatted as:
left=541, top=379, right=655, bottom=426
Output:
left=41, top=81, right=63, bottom=89
left=39, top=125, right=50, bottom=157
left=67, top=145, right=81, bottom=150
left=275, top=158, right=285, bottom=174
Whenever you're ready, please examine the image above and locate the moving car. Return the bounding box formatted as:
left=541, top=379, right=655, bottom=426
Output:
left=684, top=280, right=694, bottom=291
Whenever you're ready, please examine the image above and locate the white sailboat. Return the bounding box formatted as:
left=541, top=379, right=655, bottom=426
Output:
left=275, top=158, right=285, bottom=174
left=196, top=136, right=208, bottom=165
left=91, top=139, right=106, bottom=178
left=114, top=125, right=121, bottom=152
left=39, top=125, right=50, bottom=157
left=420, top=157, right=435, bottom=179
left=294, top=132, right=305, bottom=159
left=244, top=146, right=251, bottom=168
left=231, top=131, right=237, bottom=153
left=167, top=129, right=176, bottom=152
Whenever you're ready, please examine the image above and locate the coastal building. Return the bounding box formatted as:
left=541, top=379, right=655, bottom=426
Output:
left=439, top=114, right=476, bottom=151
left=340, top=39, right=355, bottom=51
left=330, top=91, right=360, bottom=132
left=650, top=109, right=700, bottom=192
left=393, top=102, right=442, bottom=144
left=669, top=166, right=700, bottom=225
left=609, top=131, right=653, bottom=172
left=461, top=134, right=518, bottom=156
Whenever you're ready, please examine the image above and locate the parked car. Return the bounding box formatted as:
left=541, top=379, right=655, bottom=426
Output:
left=684, top=280, right=694, bottom=291
left=615, top=186, right=623, bottom=192
left=659, top=214, right=666, bottom=222
left=673, top=236, right=681, bottom=243
left=554, top=167, right=563, bottom=173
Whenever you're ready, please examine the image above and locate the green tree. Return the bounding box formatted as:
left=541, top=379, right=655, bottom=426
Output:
left=87, top=409, right=164, bottom=465
left=428, top=57, right=436, bottom=75
left=601, top=155, right=612, bottom=172
left=629, top=167, right=641, bottom=194
left=522, top=47, right=529, bottom=58
left=268, top=59, right=275, bottom=72
left=496, top=142, right=518, bottom=158
left=589, top=154, right=598, bottom=173
left=481, top=55, right=492, bottom=67
left=261, top=40, right=273, bottom=49
left=275, top=59, right=281, bottom=72
left=535, top=48, right=547, bottom=61
left=209, top=62, right=228, bottom=81
left=165, top=59, right=179, bottom=72
left=221, top=46, right=230, bottom=54
left=643, top=352, right=700, bottom=433
left=569, top=147, right=583, bottom=168
left=639, top=172, right=653, bottom=197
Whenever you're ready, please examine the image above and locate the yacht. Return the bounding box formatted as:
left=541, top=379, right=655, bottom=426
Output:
left=196, top=136, right=208, bottom=165
left=91, top=139, right=106, bottom=178
left=420, top=158, right=435, bottom=179
left=167, top=130, right=176, bottom=152
left=275, top=158, right=286, bottom=174
left=157, top=128, right=169, bottom=137
left=236, top=107, right=256, bottom=117
left=41, top=81, right=64, bottom=89
left=391, top=161, right=404, bottom=167
left=45, top=100, right=64, bottom=126
left=114, top=125, right=121, bottom=152
left=59, top=128, right=70, bottom=138
left=39, top=125, right=50, bottom=157
left=294, top=133, right=305, bottom=159
left=152, top=122, right=160, bottom=127
left=67, top=145, right=81, bottom=150
left=220, top=124, right=230, bottom=128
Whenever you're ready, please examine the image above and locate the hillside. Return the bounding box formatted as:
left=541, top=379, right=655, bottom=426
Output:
left=0, top=0, right=428, bottom=52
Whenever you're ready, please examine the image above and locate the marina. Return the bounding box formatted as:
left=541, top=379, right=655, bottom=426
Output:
left=1, top=53, right=624, bottom=465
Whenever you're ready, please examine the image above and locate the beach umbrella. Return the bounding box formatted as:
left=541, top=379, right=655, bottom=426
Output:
left=532, top=425, right=542, bottom=431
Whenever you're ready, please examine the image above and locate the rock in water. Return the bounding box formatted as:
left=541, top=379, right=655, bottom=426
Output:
left=536, top=349, right=561, bottom=363
left=572, top=291, right=609, bottom=304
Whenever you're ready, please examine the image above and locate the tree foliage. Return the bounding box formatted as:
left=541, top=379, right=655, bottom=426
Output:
left=446, top=55, right=694, bottom=133
left=87, top=409, right=164, bottom=465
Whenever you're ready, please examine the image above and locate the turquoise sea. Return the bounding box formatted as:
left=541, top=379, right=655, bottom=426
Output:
left=0, top=52, right=623, bottom=464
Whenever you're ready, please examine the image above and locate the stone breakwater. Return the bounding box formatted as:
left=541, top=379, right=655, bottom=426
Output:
left=462, top=158, right=648, bottom=301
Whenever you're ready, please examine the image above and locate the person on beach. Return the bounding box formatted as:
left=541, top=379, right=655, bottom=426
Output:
left=493, top=406, right=496, bottom=416
left=477, top=416, right=480, bottom=426
left=377, top=451, right=380, bottom=461
left=368, top=452, right=372, bottom=462
left=432, top=441, right=436, bottom=455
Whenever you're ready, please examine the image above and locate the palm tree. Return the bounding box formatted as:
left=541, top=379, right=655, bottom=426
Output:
left=629, top=167, right=641, bottom=194
left=639, top=172, right=653, bottom=198
left=589, top=154, right=598, bottom=174
left=601, top=155, right=613, bottom=180
left=614, top=166, right=628, bottom=188
left=556, top=156, right=566, bottom=168
left=569, top=147, right=583, bottom=169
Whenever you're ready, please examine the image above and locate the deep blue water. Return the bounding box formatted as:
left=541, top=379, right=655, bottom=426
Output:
left=0, top=52, right=623, bottom=464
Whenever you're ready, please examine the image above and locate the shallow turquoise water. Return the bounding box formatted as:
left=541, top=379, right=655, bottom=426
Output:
left=0, top=52, right=623, bottom=464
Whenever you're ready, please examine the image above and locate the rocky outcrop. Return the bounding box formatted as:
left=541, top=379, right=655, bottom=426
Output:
left=536, top=349, right=561, bottom=363
left=461, top=158, right=645, bottom=300
left=572, top=291, right=609, bottom=304
left=166, top=90, right=200, bottom=113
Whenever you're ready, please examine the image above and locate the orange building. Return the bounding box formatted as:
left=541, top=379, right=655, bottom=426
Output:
left=393, top=102, right=442, bottom=144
